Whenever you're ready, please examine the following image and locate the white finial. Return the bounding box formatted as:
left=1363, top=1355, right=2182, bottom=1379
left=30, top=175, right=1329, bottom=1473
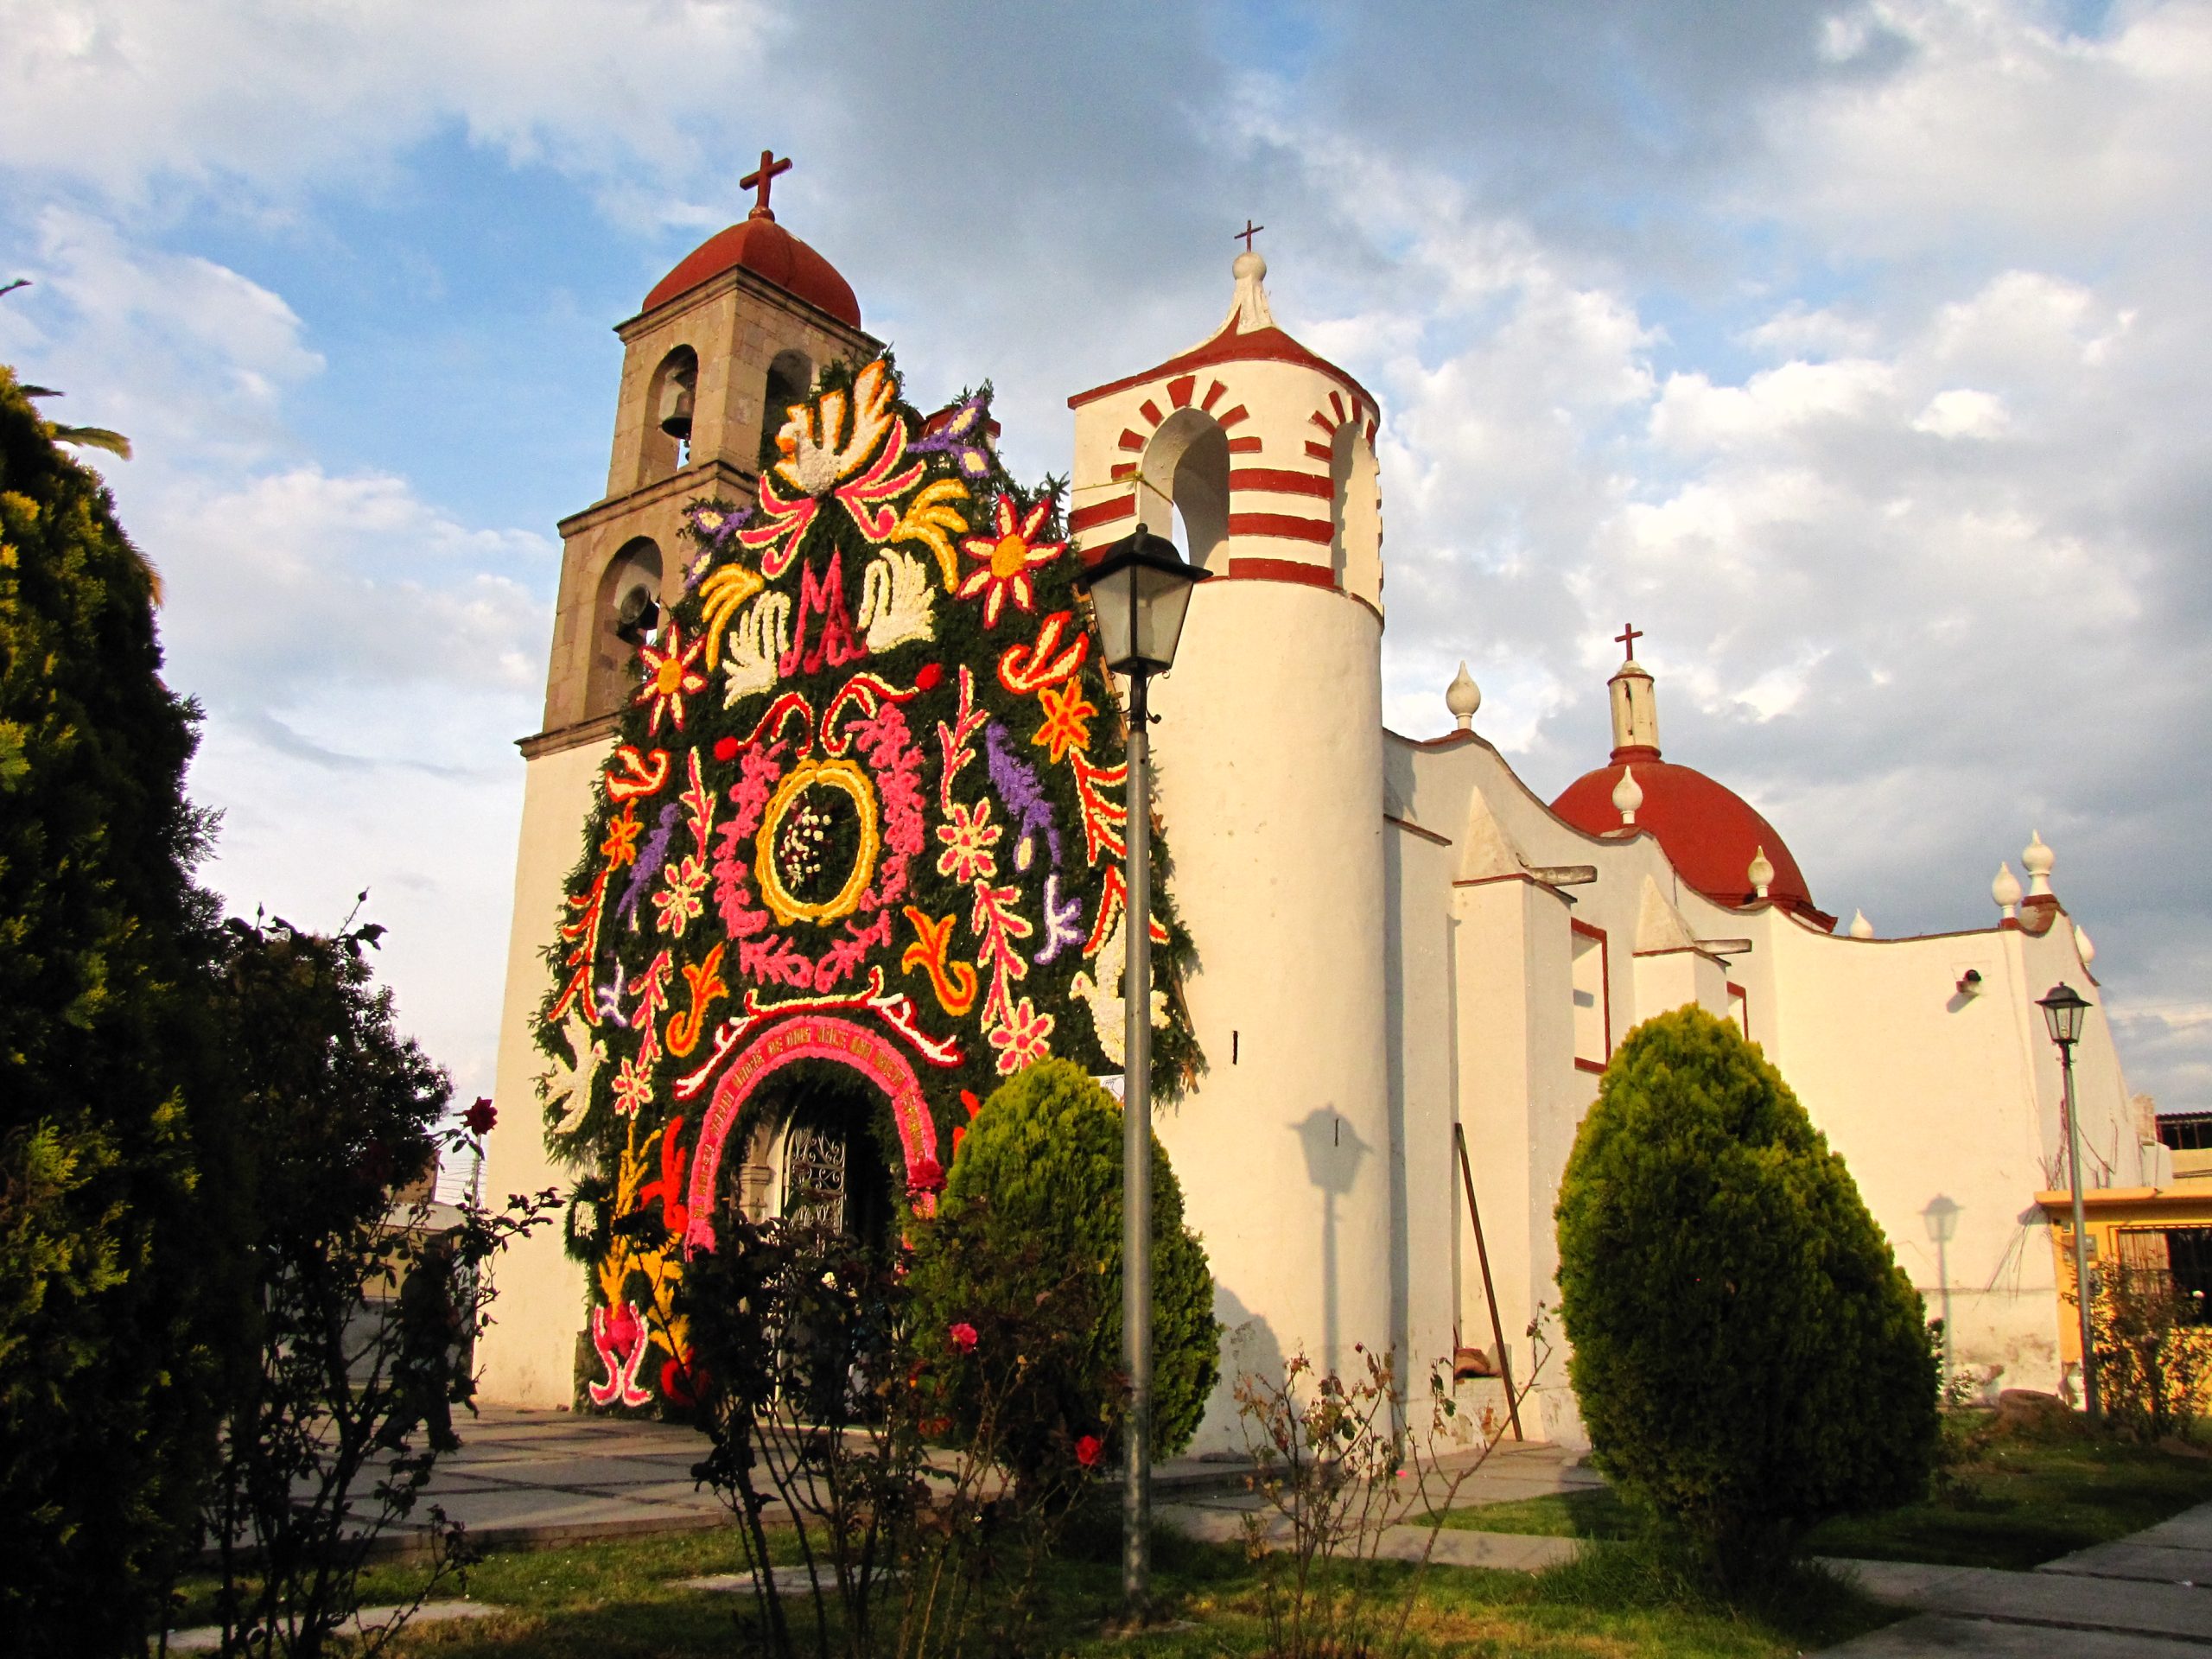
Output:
left=1849, top=908, right=1875, bottom=939
left=1747, top=845, right=1774, bottom=899
left=1612, top=765, right=1643, bottom=826
left=2023, top=830, right=2055, bottom=896
left=1992, top=861, right=2022, bottom=918
left=2075, top=922, right=2096, bottom=964
left=1446, top=660, right=1482, bottom=730
left=1229, top=248, right=1276, bottom=332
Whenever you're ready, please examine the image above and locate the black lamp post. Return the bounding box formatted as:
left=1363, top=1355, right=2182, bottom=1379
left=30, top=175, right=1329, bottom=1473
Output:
left=1073, top=523, right=1210, bottom=1620
left=2038, top=981, right=2097, bottom=1424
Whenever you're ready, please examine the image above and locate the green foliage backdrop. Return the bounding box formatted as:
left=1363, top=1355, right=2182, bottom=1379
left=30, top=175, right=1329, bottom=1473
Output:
left=1554, top=1006, right=1940, bottom=1581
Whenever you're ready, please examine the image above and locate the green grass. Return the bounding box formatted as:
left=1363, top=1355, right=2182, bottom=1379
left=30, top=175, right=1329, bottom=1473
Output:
left=170, top=1513, right=1896, bottom=1657
left=1440, top=1414, right=2212, bottom=1572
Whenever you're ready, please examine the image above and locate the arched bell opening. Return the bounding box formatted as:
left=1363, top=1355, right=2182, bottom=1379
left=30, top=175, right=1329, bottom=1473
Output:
left=584, top=537, right=663, bottom=720
left=760, top=347, right=816, bottom=471
left=1138, top=407, right=1230, bottom=570
left=1328, top=422, right=1382, bottom=604
left=639, top=346, right=699, bottom=486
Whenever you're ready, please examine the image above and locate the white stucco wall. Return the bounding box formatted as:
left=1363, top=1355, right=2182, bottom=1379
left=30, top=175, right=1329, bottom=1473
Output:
left=1146, top=577, right=1393, bottom=1452
left=476, top=738, right=607, bottom=1407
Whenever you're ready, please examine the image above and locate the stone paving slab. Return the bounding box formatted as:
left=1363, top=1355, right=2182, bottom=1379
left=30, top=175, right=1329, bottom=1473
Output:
left=1834, top=1559, right=2212, bottom=1643
left=168, top=1601, right=504, bottom=1652
left=1822, top=1612, right=2212, bottom=1656
left=2040, top=1540, right=2212, bottom=1586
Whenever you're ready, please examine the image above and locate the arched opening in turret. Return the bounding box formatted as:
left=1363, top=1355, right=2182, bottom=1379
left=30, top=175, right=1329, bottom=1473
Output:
left=760, top=348, right=815, bottom=470
left=1329, top=423, right=1382, bottom=604
left=640, top=346, right=698, bottom=485
left=1139, top=408, right=1230, bottom=569
left=585, top=537, right=663, bottom=720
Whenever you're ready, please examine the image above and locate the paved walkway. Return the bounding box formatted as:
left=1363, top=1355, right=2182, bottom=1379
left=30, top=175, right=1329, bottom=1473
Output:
left=245, top=1409, right=2212, bottom=1653
left=1818, top=1503, right=2212, bottom=1655
left=365, top=1404, right=1263, bottom=1555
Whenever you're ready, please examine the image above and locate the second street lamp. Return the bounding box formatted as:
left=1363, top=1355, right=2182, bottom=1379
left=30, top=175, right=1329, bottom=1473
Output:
left=2038, top=980, right=2098, bottom=1425
left=1073, top=523, right=1211, bottom=1621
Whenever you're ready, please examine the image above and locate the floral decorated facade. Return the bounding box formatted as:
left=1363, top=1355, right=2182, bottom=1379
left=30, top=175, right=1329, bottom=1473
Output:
left=537, top=355, right=1196, bottom=1411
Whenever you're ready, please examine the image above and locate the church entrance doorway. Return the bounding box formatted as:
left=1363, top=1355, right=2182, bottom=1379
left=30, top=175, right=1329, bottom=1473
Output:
left=726, top=1066, right=896, bottom=1261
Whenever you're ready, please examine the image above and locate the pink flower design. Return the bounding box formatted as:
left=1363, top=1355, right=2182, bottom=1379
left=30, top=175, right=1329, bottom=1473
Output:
left=987, top=998, right=1054, bottom=1076
left=611, top=1052, right=654, bottom=1118
left=934, top=798, right=1001, bottom=883
left=949, top=1322, right=979, bottom=1353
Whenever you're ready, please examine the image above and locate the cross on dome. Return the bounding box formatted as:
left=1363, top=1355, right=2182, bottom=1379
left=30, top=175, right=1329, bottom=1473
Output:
left=1235, top=219, right=1265, bottom=252
left=741, top=149, right=792, bottom=221
left=1615, top=621, right=1643, bottom=661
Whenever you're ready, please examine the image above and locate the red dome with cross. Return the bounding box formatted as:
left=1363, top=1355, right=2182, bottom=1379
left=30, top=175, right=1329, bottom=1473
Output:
left=643, top=150, right=862, bottom=327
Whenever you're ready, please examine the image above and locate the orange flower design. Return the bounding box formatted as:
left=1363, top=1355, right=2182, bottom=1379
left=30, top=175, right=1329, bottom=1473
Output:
left=1031, top=677, right=1096, bottom=766
left=600, top=801, right=643, bottom=868
left=634, top=620, right=708, bottom=735
left=956, top=496, right=1065, bottom=628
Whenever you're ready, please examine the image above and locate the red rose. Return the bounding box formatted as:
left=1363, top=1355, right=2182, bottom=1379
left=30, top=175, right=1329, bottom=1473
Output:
left=948, top=1321, right=979, bottom=1353
left=915, top=663, right=944, bottom=691
left=713, top=735, right=740, bottom=762
left=1075, top=1434, right=1103, bottom=1469
left=463, top=1096, right=497, bottom=1136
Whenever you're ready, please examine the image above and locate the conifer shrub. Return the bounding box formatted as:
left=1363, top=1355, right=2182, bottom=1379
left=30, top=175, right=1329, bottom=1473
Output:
left=1554, top=1007, right=1939, bottom=1583
left=911, top=1058, right=1218, bottom=1471
left=0, top=363, right=218, bottom=1649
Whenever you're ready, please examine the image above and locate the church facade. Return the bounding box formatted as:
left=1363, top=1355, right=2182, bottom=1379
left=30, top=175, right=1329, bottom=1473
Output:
left=478, top=184, right=2153, bottom=1448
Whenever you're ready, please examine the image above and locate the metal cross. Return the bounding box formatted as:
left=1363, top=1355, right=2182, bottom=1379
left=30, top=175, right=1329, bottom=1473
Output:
left=1615, top=621, right=1643, bottom=661
left=1234, top=219, right=1265, bottom=252
left=741, top=149, right=792, bottom=219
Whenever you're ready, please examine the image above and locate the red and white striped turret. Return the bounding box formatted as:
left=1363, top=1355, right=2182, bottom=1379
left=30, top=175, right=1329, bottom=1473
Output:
left=1068, top=249, right=1384, bottom=613
left=1066, top=245, right=1393, bottom=1446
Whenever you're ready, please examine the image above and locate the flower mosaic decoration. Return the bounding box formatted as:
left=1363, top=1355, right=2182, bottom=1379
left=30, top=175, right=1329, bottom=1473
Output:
left=537, top=354, right=1199, bottom=1414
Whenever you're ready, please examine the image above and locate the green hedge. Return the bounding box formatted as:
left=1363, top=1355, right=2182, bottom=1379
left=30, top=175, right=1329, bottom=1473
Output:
left=912, top=1059, right=1217, bottom=1469
left=1554, top=1007, right=1939, bottom=1582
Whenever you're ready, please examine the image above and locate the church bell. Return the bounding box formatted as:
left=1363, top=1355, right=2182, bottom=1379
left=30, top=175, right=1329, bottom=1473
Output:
left=657, top=367, right=696, bottom=442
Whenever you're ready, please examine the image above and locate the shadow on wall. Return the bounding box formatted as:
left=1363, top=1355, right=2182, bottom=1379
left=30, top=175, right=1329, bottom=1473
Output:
left=1294, top=1106, right=1372, bottom=1375
left=1213, top=1281, right=1286, bottom=1453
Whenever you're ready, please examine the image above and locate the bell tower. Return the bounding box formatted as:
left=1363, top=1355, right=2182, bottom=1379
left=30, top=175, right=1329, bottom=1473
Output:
left=477, top=160, right=876, bottom=1408
left=537, top=151, right=879, bottom=744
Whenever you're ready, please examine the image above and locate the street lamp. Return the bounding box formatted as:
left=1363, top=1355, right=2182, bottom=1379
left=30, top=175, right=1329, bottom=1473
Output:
left=1922, top=1195, right=1961, bottom=1394
left=2038, top=981, right=2098, bottom=1425
left=1074, top=523, right=1211, bottom=1620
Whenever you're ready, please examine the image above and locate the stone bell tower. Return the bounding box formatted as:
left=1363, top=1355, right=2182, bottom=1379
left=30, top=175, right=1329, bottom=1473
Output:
left=1066, top=242, right=1392, bottom=1448
left=477, top=156, right=879, bottom=1407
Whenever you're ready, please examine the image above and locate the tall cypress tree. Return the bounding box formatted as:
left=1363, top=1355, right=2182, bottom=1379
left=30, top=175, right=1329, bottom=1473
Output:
left=0, top=362, right=219, bottom=1649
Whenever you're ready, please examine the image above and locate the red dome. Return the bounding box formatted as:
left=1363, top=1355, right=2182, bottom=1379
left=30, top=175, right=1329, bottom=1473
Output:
left=1551, top=758, right=1832, bottom=929
left=643, top=214, right=861, bottom=327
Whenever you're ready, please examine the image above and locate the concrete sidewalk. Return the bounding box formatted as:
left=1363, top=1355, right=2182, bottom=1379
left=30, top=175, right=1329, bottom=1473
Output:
left=1821, top=1501, right=2212, bottom=1655
left=356, top=1404, right=1262, bottom=1556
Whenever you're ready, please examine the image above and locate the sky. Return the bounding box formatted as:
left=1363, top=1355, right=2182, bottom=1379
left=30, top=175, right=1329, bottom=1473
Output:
left=1, top=0, right=2205, bottom=1116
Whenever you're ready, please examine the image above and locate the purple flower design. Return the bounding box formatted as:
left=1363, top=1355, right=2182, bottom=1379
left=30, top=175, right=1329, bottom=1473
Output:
left=617, top=803, right=681, bottom=927
left=912, top=392, right=995, bottom=481
left=984, top=720, right=1061, bottom=870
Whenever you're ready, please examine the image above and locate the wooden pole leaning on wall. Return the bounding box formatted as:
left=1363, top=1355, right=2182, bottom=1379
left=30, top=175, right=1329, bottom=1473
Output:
left=1453, top=1122, right=1523, bottom=1442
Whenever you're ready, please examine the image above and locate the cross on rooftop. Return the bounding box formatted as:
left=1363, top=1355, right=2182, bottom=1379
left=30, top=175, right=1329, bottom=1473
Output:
left=1615, top=621, right=1643, bottom=661
left=1235, top=219, right=1265, bottom=252
left=741, top=149, right=792, bottom=220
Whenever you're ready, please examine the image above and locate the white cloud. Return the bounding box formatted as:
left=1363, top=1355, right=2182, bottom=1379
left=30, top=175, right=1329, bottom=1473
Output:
left=1912, top=388, right=2009, bottom=438
left=0, top=0, right=781, bottom=201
